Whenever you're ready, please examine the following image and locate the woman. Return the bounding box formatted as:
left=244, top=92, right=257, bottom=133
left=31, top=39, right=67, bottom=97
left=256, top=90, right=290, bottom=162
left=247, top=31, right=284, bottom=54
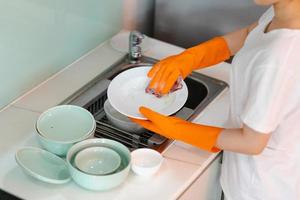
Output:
left=132, top=0, right=300, bottom=199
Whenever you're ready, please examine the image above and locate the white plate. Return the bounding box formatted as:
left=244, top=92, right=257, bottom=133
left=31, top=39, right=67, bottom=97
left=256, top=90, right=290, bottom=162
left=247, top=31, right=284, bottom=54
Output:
left=110, top=31, right=151, bottom=53
left=107, top=66, right=188, bottom=120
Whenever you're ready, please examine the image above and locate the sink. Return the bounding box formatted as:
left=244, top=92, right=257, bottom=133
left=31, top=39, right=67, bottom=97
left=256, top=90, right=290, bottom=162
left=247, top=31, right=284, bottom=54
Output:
left=104, top=55, right=227, bottom=120
left=64, top=55, right=228, bottom=152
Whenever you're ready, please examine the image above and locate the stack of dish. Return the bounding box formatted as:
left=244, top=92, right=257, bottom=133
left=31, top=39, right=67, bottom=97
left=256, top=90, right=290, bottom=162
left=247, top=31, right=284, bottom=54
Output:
left=104, top=99, right=145, bottom=133
left=66, top=138, right=131, bottom=190
left=16, top=105, right=131, bottom=191
left=35, top=105, right=96, bottom=156
left=15, top=138, right=131, bottom=191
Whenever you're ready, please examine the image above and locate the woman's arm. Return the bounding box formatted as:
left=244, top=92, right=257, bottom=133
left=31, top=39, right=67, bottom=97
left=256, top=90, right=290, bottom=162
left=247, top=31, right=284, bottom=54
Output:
left=216, top=125, right=271, bottom=155
left=216, top=22, right=272, bottom=155
left=223, top=22, right=258, bottom=55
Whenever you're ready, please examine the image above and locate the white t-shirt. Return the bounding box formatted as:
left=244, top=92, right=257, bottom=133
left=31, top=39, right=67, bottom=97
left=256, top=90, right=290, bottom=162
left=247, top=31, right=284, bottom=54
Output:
left=221, top=7, right=300, bottom=200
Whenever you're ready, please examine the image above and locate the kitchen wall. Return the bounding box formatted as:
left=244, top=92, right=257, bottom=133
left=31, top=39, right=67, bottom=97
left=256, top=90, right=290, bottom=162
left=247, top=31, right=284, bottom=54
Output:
left=122, top=0, right=155, bottom=36
left=154, top=0, right=268, bottom=48
left=0, top=0, right=122, bottom=109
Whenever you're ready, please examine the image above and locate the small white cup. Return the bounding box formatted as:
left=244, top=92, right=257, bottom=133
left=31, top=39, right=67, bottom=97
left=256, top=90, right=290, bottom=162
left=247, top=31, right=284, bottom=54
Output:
left=131, top=148, right=163, bottom=177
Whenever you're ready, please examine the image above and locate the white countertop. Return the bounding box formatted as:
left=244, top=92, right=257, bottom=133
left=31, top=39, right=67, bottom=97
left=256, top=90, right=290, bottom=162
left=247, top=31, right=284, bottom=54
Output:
left=0, top=32, right=231, bottom=200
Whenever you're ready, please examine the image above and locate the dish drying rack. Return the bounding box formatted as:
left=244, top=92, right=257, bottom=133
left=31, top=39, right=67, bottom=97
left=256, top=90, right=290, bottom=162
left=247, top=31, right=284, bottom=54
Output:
left=83, top=90, right=168, bottom=151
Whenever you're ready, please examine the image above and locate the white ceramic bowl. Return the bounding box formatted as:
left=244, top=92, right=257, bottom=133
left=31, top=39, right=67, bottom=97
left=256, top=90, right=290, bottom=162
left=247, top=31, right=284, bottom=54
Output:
left=36, top=105, right=96, bottom=156
left=104, top=100, right=145, bottom=133
left=131, top=148, right=163, bottom=176
left=74, top=146, right=121, bottom=175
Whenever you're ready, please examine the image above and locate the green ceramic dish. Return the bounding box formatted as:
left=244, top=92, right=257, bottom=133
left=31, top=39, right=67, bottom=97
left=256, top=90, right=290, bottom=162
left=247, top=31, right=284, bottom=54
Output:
left=36, top=105, right=95, bottom=142
left=74, top=146, right=121, bottom=175
left=36, top=125, right=95, bottom=156
left=36, top=105, right=96, bottom=156
left=66, top=138, right=131, bottom=191
left=15, top=147, right=71, bottom=184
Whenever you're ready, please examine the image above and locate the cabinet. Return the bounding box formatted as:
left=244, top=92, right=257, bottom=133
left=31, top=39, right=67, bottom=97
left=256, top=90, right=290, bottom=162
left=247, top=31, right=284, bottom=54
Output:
left=178, top=154, right=222, bottom=200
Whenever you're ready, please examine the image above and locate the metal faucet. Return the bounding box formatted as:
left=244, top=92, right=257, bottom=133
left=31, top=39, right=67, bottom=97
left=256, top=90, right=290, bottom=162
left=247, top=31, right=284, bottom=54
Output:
left=129, top=31, right=144, bottom=63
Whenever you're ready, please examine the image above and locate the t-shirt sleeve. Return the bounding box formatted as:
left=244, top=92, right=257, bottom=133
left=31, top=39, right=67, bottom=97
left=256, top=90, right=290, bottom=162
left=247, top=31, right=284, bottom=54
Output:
left=240, top=64, right=291, bottom=133
left=258, top=6, right=274, bottom=25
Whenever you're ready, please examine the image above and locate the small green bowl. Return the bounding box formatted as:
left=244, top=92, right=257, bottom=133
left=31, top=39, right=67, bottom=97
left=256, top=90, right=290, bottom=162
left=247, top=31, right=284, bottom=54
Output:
left=74, top=146, right=121, bottom=175
left=66, top=138, right=131, bottom=191
left=36, top=105, right=96, bottom=156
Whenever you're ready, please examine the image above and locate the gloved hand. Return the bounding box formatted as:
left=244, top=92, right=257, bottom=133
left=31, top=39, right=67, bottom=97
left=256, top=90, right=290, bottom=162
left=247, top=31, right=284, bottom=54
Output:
left=131, top=107, right=222, bottom=152
left=147, top=37, right=231, bottom=96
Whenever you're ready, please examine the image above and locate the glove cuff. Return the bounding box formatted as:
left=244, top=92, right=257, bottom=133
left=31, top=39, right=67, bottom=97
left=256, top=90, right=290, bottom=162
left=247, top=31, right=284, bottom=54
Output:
left=185, top=36, right=231, bottom=70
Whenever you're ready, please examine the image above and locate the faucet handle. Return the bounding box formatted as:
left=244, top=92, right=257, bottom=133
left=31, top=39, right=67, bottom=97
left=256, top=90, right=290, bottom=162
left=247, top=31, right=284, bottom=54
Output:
left=130, top=31, right=144, bottom=45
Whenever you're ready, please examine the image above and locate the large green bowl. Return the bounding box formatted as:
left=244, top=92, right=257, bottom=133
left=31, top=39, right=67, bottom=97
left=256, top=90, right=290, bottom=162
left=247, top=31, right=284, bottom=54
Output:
left=36, top=129, right=94, bottom=156
left=66, top=138, right=131, bottom=191
left=36, top=105, right=96, bottom=156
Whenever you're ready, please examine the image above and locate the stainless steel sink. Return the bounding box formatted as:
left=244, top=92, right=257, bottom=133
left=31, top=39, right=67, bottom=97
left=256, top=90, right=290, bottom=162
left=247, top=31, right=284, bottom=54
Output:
left=64, top=55, right=228, bottom=152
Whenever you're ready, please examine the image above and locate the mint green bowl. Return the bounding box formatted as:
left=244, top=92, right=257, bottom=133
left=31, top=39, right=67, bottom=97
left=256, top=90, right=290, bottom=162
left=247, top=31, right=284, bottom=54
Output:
left=66, top=138, right=131, bottom=191
left=36, top=105, right=96, bottom=156
left=74, top=146, right=121, bottom=175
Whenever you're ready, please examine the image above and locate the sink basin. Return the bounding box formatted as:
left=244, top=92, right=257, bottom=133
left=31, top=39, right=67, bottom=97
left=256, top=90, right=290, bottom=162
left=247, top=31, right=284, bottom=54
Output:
left=64, top=55, right=228, bottom=151
left=105, top=56, right=227, bottom=120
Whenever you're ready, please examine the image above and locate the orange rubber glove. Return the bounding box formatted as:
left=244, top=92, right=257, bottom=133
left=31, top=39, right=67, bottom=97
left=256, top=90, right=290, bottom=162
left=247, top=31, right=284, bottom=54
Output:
left=131, top=107, right=222, bottom=152
left=147, top=37, right=231, bottom=96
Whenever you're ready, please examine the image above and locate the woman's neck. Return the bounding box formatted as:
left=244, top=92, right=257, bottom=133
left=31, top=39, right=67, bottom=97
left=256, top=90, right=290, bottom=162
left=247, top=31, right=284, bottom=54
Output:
left=272, top=1, right=300, bottom=29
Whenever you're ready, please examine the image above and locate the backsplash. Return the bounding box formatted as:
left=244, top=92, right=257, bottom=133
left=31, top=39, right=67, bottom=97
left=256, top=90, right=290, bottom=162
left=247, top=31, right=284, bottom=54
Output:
left=0, top=0, right=122, bottom=109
